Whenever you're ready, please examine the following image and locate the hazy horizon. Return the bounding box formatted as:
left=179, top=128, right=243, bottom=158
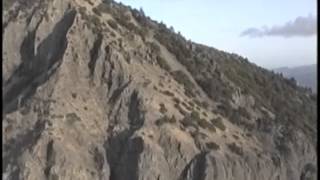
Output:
left=272, top=63, right=316, bottom=70
left=115, top=0, right=317, bottom=69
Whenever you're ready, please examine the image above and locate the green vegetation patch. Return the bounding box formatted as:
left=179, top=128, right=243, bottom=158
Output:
left=155, top=115, right=176, bottom=126
left=66, top=113, right=81, bottom=125
left=181, top=110, right=216, bottom=132
left=197, top=118, right=216, bottom=133
left=147, top=41, right=161, bottom=54
left=107, top=19, right=118, bottom=30
left=210, top=117, right=226, bottom=131
left=159, top=103, right=167, bottom=114
left=156, top=56, right=171, bottom=71
left=171, top=70, right=195, bottom=97
left=227, top=142, right=243, bottom=156
left=171, top=70, right=194, bottom=89
left=161, top=90, right=175, bottom=97
left=3, top=0, right=17, bottom=10
left=172, top=97, right=180, bottom=104
left=174, top=103, right=187, bottom=115
left=206, top=142, right=220, bottom=150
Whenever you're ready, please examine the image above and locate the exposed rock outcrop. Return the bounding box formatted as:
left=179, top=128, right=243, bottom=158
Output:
left=2, top=0, right=317, bottom=180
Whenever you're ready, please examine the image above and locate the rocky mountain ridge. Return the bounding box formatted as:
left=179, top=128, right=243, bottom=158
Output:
left=273, top=64, right=317, bottom=93
left=2, top=0, right=317, bottom=180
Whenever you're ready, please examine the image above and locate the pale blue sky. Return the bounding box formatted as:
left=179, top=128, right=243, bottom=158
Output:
left=115, top=0, right=317, bottom=69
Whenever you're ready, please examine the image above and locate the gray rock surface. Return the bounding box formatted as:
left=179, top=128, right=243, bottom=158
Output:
left=2, top=0, right=317, bottom=180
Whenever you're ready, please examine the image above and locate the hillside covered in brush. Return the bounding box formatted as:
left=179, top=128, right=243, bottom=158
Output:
left=2, top=0, right=317, bottom=180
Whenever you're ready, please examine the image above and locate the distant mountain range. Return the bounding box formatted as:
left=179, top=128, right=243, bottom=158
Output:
left=273, top=64, right=317, bottom=93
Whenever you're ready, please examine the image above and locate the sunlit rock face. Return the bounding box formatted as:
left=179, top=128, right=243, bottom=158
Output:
left=2, top=0, right=317, bottom=179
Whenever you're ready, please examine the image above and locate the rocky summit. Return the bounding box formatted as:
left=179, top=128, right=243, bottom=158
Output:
left=2, top=0, right=317, bottom=180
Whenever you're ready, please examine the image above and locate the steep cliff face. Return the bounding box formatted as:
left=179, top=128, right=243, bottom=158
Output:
left=2, top=0, right=317, bottom=180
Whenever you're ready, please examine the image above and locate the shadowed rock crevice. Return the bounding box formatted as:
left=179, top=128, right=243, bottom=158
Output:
left=88, top=33, right=103, bottom=77
left=103, top=45, right=113, bottom=87
left=19, top=12, right=44, bottom=67
left=105, top=134, right=144, bottom=180
left=44, top=140, right=55, bottom=179
left=179, top=152, right=208, bottom=180
left=3, top=8, right=77, bottom=115
left=103, top=50, right=129, bottom=102
left=92, top=147, right=105, bottom=179
left=3, top=120, right=46, bottom=179
left=106, top=63, right=115, bottom=92
left=209, top=156, right=219, bottom=179
left=105, top=90, right=145, bottom=180
left=128, top=90, right=144, bottom=130
left=300, top=163, right=316, bottom=180
left=108, top=79, right=132, bottom=105
left=3, top=0, right=44, bottom=34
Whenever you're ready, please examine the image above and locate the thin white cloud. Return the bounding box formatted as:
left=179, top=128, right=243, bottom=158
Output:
left=240, top=14, right=317, bottom=38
